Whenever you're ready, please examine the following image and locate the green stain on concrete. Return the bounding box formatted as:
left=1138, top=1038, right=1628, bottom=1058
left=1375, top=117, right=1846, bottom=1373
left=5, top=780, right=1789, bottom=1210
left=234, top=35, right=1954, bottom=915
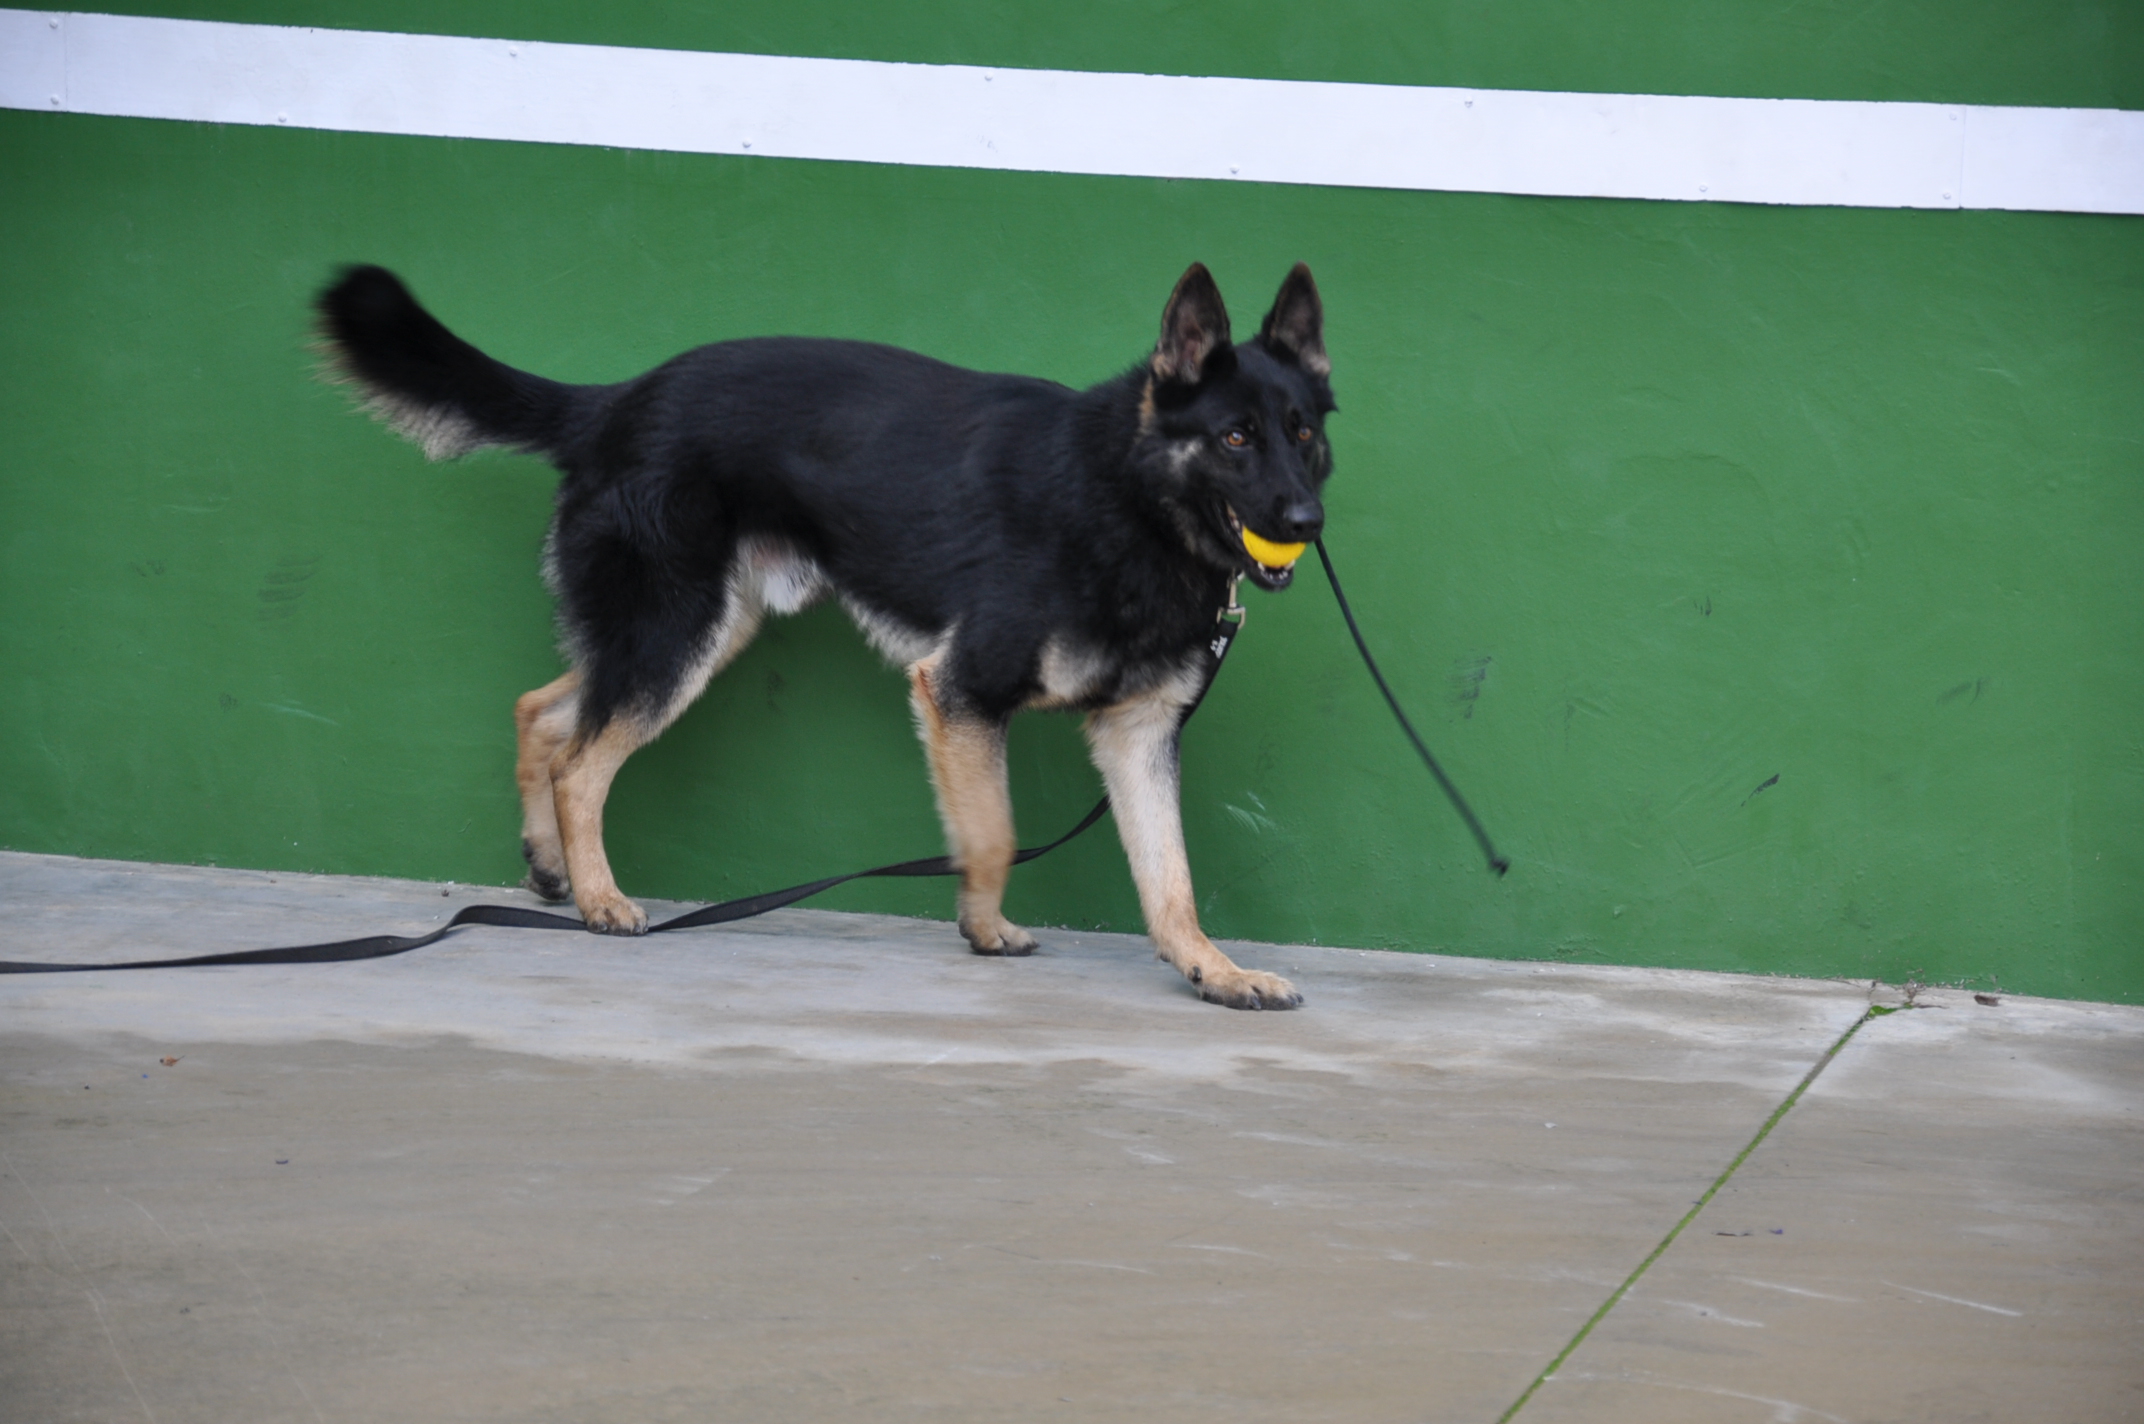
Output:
left=1, top=102, right=2138, bottom=1001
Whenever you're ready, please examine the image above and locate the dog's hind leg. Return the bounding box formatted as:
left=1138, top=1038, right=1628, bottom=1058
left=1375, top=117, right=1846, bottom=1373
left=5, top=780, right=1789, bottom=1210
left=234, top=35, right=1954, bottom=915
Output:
left=550, top=713, right=665, bottom=934
left=909, top=658, right=1036, bottom=956
left=514, top=669, right=582, bottom=901
left=1085, top=674, right=1302, bottom=1009
left=550, top=583, right=771, bottom=935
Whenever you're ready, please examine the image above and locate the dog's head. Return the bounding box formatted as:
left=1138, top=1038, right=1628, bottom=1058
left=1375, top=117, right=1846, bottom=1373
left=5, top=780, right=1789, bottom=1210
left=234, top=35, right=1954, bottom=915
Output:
left=1136, top=263, right=1335, bottom=591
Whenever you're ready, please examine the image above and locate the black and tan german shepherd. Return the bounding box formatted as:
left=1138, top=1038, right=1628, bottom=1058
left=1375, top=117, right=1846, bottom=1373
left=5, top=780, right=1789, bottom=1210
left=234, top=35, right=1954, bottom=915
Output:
left=316, top=261, right=1333, bottom=1008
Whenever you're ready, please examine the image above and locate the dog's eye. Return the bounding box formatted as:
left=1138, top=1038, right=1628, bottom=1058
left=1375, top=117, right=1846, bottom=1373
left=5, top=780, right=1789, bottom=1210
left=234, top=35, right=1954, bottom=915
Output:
left=1296, top=426, right=1314, bottom=443
left=1223, top=429, right=1249, bottom=449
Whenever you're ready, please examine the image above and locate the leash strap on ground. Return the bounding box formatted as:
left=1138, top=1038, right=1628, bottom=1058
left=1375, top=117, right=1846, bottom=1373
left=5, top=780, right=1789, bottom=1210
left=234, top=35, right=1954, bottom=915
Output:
left=1314, top=537, right=1510, bottom=877
left=0, top=604, right=1242, bottom=974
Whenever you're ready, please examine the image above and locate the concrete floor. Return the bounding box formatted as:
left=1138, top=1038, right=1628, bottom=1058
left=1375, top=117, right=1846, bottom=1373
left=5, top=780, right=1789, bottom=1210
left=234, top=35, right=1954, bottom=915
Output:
left=2, top=851, right=2139, bottom=1423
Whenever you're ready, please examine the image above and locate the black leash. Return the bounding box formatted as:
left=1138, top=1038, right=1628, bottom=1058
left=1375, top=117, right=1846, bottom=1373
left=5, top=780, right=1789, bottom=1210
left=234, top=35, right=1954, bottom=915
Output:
left=4, top=545, right=1505, bottom=974
left=1314, top=537, right=1510, bottom=876
left=0, top=800, right=1124, bottom=975
left=0, top=596, right=1244, bottom=975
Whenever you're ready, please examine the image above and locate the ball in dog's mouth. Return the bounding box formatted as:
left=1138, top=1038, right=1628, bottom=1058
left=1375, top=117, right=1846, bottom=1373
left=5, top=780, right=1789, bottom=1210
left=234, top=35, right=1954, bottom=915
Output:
left=1225, top=506, right=1306, bottom=582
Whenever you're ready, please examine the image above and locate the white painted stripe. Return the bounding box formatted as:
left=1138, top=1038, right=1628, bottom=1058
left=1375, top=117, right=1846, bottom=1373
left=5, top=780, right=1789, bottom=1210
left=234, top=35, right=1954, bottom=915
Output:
left=3, top=9, right=2139, bottom=214
left=1882, top=1281, right=2024, bottom=1317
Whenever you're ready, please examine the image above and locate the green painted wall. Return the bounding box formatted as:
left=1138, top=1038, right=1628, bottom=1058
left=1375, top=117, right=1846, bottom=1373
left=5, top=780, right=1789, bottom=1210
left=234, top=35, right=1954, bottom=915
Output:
left=2, top=4, right=2139, bottom=1001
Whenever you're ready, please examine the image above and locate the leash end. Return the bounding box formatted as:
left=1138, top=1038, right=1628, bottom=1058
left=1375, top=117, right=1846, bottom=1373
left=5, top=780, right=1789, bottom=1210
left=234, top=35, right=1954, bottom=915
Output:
left=1490, top=856, right=1511, bottom=878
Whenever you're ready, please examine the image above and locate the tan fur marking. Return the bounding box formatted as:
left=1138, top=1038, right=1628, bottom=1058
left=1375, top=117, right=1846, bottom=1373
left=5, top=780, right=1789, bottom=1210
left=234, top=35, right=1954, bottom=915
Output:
left=666, top=580, right=769, bottom=723
left=1026, top=637, right=1109, bottom=710
left=1084, top=666, right=1300, bottom=1008
left=526, top=562, right=778, bottom=930
left=314, top=337, right=489, bottom=460
left=514, top=669, right=582, bottom=898
left=847, top=597, right=940, bottom=666
left=739, top=535, right=827, bottom=615
left=910, top=657, right=1034, bottom=954
left=552, top=717, right=656, bottom=934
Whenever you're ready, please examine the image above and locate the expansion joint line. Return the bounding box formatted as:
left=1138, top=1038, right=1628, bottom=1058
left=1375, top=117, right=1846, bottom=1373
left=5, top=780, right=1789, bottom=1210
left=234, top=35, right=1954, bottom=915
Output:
left=1494, top=1003, right=1897, bottom=1424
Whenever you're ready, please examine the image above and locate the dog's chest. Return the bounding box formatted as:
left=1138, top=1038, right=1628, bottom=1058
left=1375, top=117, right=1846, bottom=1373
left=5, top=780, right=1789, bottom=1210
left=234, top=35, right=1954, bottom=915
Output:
left=1028, top=637, right=1112, bottom=709
left=1024, top=633, right=1207, bottom=713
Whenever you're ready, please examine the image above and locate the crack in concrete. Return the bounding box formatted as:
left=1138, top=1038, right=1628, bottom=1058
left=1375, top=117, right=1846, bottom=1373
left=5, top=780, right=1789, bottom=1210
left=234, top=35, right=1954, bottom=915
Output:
left=1494, top=1004, right=1887, bottom=1423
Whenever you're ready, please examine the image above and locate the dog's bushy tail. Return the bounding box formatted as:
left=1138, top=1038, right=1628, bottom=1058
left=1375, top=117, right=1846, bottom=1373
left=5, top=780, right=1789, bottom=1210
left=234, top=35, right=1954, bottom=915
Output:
left=315, top=265, right=591, bottom=462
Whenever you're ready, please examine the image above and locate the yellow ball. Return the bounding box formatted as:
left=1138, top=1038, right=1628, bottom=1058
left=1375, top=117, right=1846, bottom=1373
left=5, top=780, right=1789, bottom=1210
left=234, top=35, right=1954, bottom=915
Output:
left=1240, top=526, right=1308, bottom=569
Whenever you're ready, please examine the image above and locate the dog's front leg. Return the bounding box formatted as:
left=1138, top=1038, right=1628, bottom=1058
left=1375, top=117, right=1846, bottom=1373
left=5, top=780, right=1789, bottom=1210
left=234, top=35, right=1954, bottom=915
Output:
left=910, top=662, right=1036, bottom=955
left=1085, top=684, right=1302, bottom=1009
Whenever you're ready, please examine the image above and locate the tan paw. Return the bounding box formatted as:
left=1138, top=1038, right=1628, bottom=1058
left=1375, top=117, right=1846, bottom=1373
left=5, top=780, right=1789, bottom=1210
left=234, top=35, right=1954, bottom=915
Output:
left=1190, top=964, right=1303, bottom=1010
left=520, top=838, right=571, bottom=902
left=577, top=889, right=648, bottom=936
left=961, top=917, right=1038, bottom=957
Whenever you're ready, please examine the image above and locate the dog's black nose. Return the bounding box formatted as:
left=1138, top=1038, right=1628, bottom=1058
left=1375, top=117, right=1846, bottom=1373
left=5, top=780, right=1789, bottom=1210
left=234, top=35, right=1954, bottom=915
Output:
left=1272, top=499, right=1324, bottom=542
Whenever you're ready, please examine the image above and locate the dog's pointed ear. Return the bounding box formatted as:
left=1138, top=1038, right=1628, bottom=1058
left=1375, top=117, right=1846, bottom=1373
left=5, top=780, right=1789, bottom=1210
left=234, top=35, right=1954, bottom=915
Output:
left=1259, top=263, right=1329, bottom=378
left=1152, top=263, right=1232, bottom=386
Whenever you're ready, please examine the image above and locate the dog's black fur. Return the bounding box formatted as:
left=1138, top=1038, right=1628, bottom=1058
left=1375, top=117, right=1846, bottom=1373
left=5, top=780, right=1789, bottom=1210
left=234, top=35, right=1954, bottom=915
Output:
left=317, top=262, right=1334, bottom=1008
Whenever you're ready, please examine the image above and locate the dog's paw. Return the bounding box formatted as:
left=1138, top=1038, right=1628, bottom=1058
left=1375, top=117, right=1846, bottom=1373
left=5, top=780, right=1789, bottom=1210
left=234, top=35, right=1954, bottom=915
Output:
left=523, top=867, right=571, bottom=902
left=1192, top=965, right=1303, bottom=1011
left=961, top=918, right=1038, bottom=957
left=578, top=891, right=649, bottom=936
left=521, top=839, right=571, bottom=902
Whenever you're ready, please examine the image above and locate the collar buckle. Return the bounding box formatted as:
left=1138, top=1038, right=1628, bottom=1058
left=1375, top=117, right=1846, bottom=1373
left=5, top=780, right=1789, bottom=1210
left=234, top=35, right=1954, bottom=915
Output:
left=1217, top=574, right=1246, bottom=629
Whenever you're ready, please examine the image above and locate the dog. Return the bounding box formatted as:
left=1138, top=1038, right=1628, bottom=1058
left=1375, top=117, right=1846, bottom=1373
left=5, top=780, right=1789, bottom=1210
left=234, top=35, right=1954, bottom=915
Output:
left=315, top=261, right=1334, bottom=1008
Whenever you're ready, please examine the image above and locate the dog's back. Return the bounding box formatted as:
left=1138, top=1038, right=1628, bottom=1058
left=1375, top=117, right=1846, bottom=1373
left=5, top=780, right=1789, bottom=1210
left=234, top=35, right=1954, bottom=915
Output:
left=323, top=267, right=1104, bottom=627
